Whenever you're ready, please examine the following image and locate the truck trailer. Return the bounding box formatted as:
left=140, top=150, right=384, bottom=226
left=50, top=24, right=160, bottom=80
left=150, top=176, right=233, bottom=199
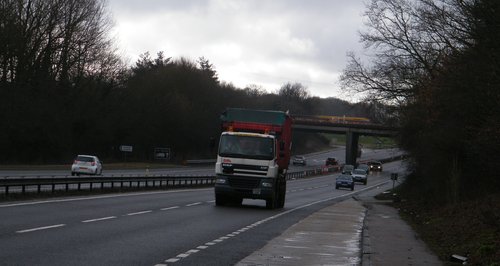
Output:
left=214, top=108, right=293, bottom=209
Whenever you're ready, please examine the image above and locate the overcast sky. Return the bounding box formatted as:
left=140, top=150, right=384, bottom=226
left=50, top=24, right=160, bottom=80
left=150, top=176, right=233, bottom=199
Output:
left=107, top=0, right=368, bottom=99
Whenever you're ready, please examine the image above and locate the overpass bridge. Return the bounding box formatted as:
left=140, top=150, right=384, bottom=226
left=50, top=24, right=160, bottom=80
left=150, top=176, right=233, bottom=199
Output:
left=291, top=115, right=398, bottom=165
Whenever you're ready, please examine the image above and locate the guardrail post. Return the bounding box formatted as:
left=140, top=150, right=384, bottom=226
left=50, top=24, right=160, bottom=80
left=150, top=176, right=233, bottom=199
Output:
left=52, top=183, right=55, bottom=193
left=5, top=185, right=8, bottom=196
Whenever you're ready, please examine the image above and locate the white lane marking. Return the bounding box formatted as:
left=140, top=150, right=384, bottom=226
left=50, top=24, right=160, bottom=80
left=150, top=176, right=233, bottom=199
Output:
left=160, top=206, right=179, bottom=211
left=82, top=216, right=117, bottom=223
left=205, top=200, right=215, bottom=203
left=186, top=249, right=199, bottom=254
left=186, top=202, right=202, bottom=207
left=157, top=179, right=390, bottom=265
left=165, top=258, right=179, bottom=263
left=16, top=224, right=66, bottom=233
left=126, top=210, right=152, bottom=216
left=154, top=264, right=167, bottom=266
left=0, top=188, right=213, bottom=208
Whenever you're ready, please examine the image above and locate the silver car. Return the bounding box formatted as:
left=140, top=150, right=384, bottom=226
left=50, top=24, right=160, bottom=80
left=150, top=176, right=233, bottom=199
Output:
left=292, top=155, right=307, bottom=166
left=71, top=155, right=103, bottom=176
left=351, top=169, right=367, bottom=185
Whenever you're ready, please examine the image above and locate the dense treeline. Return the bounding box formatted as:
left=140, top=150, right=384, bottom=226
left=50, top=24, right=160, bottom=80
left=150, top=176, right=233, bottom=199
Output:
left=342, top=0, right=500, bottom=202
left=0, top=0, right=376, bottom=163
left=343, top=1, right=500, bottom=262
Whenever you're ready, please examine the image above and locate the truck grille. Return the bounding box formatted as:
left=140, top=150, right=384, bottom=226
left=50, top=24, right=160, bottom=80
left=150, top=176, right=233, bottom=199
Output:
left=228, top=176, right=260, bottom=189
left=225, top=164, right=268, bottom=177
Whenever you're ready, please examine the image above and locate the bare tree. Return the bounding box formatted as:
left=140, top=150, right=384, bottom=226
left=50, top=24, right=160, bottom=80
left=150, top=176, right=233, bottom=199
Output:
left=0, top=0, right=120, bottom=86
left=340, top=0, right=475, bottom=104
left=277, top=82, right=310, bottom=113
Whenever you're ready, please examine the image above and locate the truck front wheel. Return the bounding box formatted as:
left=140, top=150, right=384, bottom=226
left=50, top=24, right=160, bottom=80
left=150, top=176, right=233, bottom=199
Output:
left=266, top=196, right=277, bottom=209
left=215, top=193, right=227, bottom=206
left=277, top=179, right=286, bottom=208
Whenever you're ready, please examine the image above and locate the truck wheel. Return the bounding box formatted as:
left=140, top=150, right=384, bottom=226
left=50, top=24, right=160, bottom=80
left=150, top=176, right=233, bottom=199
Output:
left=266, top=197, right=276, bottom=209
left=215, top=194, right=226, bottom=206
left=277, top=180, right=286, bottom=208
left=266, top=189, right=278, bottom=209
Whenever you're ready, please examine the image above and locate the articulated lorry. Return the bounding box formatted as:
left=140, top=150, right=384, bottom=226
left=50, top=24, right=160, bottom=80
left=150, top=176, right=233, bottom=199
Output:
left=214, top=108, right=293, bottom=209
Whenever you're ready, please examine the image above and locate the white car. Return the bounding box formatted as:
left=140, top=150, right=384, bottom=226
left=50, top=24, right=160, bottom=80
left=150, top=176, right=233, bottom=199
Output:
left=292, top=155, right=307, bottom=166
left=351, top=169, right=367, bottom=185
left=71, top=155, right=102, bottom=176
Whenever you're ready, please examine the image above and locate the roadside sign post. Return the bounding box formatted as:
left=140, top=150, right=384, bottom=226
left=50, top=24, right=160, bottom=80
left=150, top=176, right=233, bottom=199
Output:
left=120, top=145, right=133, bottom=162
left=154, top=148, right=171, bottom=161
left=391, top=173, right=398, bottom=190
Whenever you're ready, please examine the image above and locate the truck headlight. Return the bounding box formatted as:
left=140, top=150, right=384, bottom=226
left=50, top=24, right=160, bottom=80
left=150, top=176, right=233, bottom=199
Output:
left=261, top=182, right=273, bottom=188
left=216, top=178, right=227, bottom=184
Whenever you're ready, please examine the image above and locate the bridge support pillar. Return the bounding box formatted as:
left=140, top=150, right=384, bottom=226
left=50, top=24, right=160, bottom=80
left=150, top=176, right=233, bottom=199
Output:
left=346, top=130, right=359, bottom=166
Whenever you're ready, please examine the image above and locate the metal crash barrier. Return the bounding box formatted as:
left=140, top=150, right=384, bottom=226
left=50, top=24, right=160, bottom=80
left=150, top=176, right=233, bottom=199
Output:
left=0, top=154, right=406, bottom=196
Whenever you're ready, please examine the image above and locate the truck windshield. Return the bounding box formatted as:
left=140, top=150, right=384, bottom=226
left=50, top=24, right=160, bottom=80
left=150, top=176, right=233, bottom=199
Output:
left=218, top=135, right=275, bottom=160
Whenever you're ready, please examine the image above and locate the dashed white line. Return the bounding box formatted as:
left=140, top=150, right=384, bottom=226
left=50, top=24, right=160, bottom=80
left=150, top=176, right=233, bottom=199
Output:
left=186, top=202, right=202, bottom=207
left=0, top=188, right=213, bottom=208
left=160, top=206, right=180, bottom=211
left=16, top=224, right=66, bottom=233
left=82, top=216, right=117, bottom=223
left=126, top=210, right=152, bottom=216
left=165, top=258, right=179, bottom=263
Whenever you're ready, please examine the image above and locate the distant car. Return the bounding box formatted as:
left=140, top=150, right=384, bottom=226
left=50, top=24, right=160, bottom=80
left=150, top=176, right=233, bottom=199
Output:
left=342, top=164, right=354, bottom=174
left=335, top=174, right=355, bottom=191
left=292, top=155, right=307, bottom=166
left=357, top=164, right=370, bottom=174
left=325, top=157, right=338, bottom=166
left=71, top=155, right=102, bottom=176
left=368, top=161, right=383, bottom=172
left=352, top=169, right=368, bottom=185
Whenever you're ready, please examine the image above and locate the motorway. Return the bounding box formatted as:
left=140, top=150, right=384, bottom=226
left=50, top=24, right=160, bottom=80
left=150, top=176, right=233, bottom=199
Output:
left=0, top=147, right=402, bottom=178
left=0, top=148, right=405, bottom=265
